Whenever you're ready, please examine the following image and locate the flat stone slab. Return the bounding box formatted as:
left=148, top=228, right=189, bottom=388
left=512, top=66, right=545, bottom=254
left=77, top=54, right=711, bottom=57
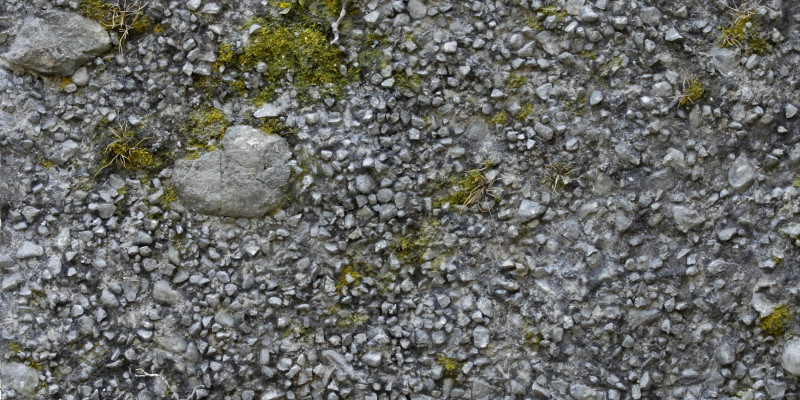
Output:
left=2, top=10, right=111, bottom=76
left=172, top=125, right=292, bottom=218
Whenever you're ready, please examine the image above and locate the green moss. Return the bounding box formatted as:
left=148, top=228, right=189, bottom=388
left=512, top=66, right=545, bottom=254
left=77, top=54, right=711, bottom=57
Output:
left=182, top=107, right=228, bottom=159
left=564, top=94, right=587, bottom=116
left=436, top=355, right=463, bottom=379
left=394, top=219, right=440, bottom=265
left=522, top=321, right=541, bottom=348
left=216, top=42, right=234, bottom=68
left=258, top=118, right=298, bottom=139
left=679, top=77, right=704, bottom=107
left=336, top=259, right=374, bottom=293
left=718, top=6, right=771, bottom=55
left=80, top=0, right=151, bottom=49
left=508, top=73, right=528, bottom=90
left=238, top=19, right=347, bottom=104
left=97, top=123, right=160, bottom=175
left=793, top=175, right=800, bottom=188
left=395, top=73, right=422, bottom=93
left=433, top=161, right=497, bottom=209
left=488, top=111, right=508, bottom=126
left=39, top=157, right=55, bottom=169
left=760, top=304, right=791, bottom=337
left=540, top=6, right=568, bottom=21
left=516, top=103, right=534, bottom=121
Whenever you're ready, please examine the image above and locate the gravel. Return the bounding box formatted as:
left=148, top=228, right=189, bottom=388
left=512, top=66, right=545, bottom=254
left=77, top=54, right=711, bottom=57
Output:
left=1, top=0, right=800, bottom=398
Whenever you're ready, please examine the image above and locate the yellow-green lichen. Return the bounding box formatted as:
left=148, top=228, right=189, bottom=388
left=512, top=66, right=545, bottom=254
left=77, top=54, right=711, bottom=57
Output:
left=508, top=73, right=528, bottom=89
left=516, top=103, right=534, bottom=121
left=39, top=157, right=55, bottom=169
left=488, top=111, right=508, bottom=126
left=161, top=186, right=177, bottom=209
left=522, top=321, right=541, bottom=348
left=216, top=42, right=234, bottom=68
left=258, top=118, right=298, bottom=139
left=760, top=304, right=791, bottom=337
left=437, top=355, right=463, bottom=379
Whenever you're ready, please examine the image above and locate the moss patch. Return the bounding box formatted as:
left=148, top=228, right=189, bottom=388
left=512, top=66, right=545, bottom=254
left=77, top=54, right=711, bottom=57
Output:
left=96, top=122, right=160, bottom=176
left=760, top=304, right=791, bottom=337
left=437, top=355, right=463, bottom=379
left=238, top=18, right=347, bottom=104
left=181, top=107, right=228, bottom=159
left=433, top=161, right=497, bottom=209
left=718, top=5, right=770, bottom=55
left=679, top=77, right=704, bottom=107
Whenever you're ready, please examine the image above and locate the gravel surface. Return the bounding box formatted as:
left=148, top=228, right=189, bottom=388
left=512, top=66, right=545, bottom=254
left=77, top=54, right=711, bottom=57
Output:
left=2, top=0, right=800, bottom=399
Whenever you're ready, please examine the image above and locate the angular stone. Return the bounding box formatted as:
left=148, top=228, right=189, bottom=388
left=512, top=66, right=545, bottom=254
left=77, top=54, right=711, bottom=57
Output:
left=570, top=383, right=605, bottom=400
left=672, top=205, right=705, bottom=232
left=728, top=155, right=755, bottom=193
left=362, top=353, right=382, bottom=367
left=2, top=11, right=110, bottom=76
left=16, top=241, right=44, bottom=259
left=407, top=0, right=428, bottom=19
left=173, top=126, right=292, bottom=217
left=472, top=325, right=490, bottom=348
left=518, top=200, right=546, bottom=222
left=152, top=280, right=181, bottom=305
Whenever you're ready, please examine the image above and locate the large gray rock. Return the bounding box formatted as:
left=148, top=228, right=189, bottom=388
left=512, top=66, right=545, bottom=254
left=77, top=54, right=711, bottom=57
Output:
left=2, top=11, right=111, bottom=76
left=782, top=340, right=800, bottom=376
left=173, top=125, right=292, bottom=217
left=0, top=362, right=40, bottom=395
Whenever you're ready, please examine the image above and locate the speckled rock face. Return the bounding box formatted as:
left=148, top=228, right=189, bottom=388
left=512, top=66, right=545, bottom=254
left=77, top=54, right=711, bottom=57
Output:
left=172, top=125, right=292, bottom=218
left=2, top=10, right=110, bottom=76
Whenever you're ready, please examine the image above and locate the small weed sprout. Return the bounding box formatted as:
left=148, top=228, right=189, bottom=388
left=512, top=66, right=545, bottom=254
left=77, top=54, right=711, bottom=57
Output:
left=542, top=162, right=575, bottom=191
left=718, top=2, right=771, bottom=54
left=108, top=0, right=151, bottom=53
left=95, top=121, right=153, bottom=178
left=81, top=0, right=152, bottom=54
left=435, top=161, right=500, bottom=212
left=677, top=77, right=705, bottom=107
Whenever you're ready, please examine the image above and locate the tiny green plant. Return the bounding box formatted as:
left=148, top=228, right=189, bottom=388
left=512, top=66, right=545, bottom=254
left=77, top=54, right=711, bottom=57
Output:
left=81, top=0, right=151, bottom=54
left=542, top=162, right=575, bottom=191
left=677, top=77, right=704, bottom=107
left=95, top=121, right=154, bottom=178
left=718, top=2, right=770, bottom=54
left=435, top=161, right=500, bottom=212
